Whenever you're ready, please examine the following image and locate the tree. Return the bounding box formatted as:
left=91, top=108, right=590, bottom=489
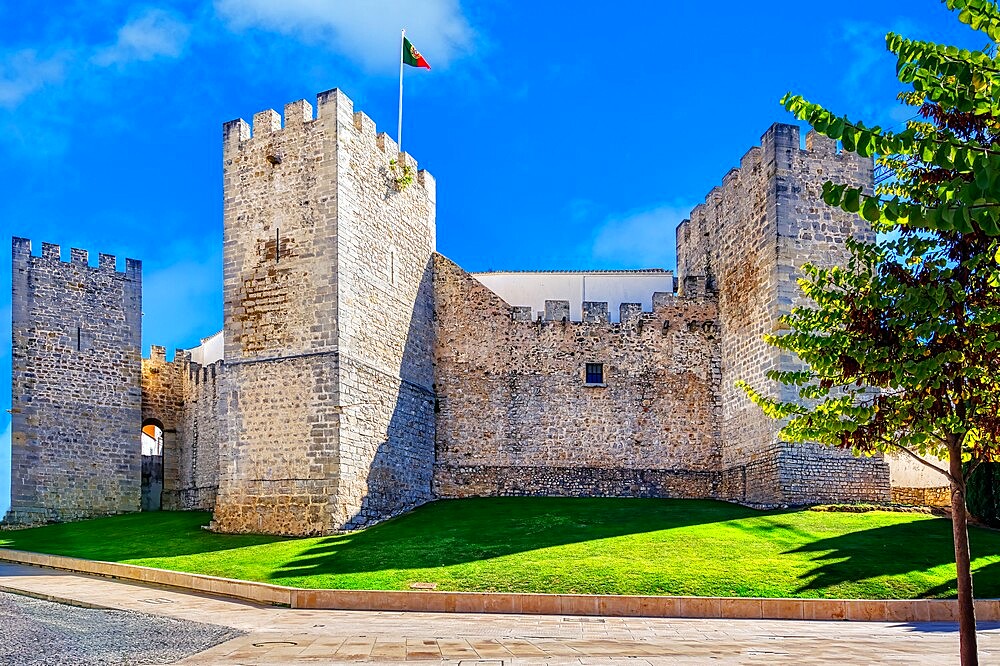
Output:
left=737, top=1, right=1000, bottom=663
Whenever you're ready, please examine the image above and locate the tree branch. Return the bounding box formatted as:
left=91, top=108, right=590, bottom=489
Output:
left=964, top=454, right=986, bottom=482
left=880, top=437, right=957, bottom=484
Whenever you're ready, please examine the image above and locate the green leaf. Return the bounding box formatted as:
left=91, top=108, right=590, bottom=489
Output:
left=862, top=196, right=881, bottom=222
left=842, top=127, right=857, bottom=153
left=954, top=206, right=975, bottom=233
left=884, top=199, right=900, bottom=222
left=828, top=118, right=845, bottom=140
left=844, top=188, right=861, bottom=214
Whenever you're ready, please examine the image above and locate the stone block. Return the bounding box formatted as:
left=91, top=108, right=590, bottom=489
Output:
left=543, top=300, right=570, bottom=321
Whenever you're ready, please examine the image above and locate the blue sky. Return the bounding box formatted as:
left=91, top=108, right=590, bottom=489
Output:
left=0, top=1, right=984, bottom=514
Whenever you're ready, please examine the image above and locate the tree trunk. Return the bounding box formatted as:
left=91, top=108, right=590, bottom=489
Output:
left=949, top=437, right=979, bottom=666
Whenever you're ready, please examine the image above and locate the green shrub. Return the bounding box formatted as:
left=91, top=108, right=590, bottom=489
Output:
left=967, top=463, right=1000, bottom=528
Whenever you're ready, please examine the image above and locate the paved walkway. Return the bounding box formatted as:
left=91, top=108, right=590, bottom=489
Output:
left=1, top=562, right=999, bottom=664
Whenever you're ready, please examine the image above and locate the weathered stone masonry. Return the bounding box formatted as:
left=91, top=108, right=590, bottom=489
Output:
left=677, top=125, right=891, bottom=505
left=213, top=89, right=436, bottom=535
left=6, top=86, right=942, bottom=534
left=6, top=239, right=141, bottom=524
left=141, top=347, right=223, bottom=511
left=433, top=255, right=724, bottom=499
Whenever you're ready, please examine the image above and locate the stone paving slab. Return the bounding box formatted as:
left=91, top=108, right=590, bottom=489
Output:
left=1, top=562, right=999, bottom=664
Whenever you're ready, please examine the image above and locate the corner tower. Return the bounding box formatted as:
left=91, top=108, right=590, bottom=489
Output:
left=5, top=239, right=142, bottom=524
left=215, top=89, right=436, bottom=535
left=677, top=124, right=890, bottom=505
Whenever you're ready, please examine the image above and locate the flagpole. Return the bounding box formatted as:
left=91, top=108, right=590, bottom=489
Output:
left=398, top=28, right=405, bottom=154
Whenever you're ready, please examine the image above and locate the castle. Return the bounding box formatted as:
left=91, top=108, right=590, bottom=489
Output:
left=4, top=88, right=947, bottom=535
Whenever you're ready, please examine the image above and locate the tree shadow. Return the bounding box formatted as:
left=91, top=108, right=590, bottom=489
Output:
left=308, top=254, right=784, bottom=584
left=897, top=620, right=1000, bottom=633
left=919, top=559, right=1000, bottom=600
left=0, top=511, right=288, bottom=561
left=268, top=496, right=776, bottom=580
left=784, top=519, right=1000, bottom=598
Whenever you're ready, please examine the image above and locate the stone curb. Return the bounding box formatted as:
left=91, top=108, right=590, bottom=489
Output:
left=0, top=582, right=111, bottom=610
left=2, top=548, right=997, bottom=622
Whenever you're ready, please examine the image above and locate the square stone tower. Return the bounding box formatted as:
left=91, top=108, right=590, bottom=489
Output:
left=677, top=124, right=890, bottom=505
left=214, top=89, right=437, bottom=535
left=5, top=239, right=142, bottom=524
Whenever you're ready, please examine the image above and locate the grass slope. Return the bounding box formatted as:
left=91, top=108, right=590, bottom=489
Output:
left=2, top=498, right=999, bottom=599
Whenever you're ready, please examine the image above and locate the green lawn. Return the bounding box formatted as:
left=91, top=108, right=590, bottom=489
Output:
left=2, top=498, right=999, bottom=599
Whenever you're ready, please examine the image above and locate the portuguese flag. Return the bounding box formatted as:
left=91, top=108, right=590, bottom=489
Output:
left=403, top=37, right=431, bottom=69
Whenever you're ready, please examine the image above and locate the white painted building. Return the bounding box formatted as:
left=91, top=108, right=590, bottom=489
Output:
left=187, top=330, right=223, bottom=365
left=472, top=270, right=676, bottom=323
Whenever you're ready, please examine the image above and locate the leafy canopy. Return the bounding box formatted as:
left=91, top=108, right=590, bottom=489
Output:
left=738, top=0, right=1000, bottom=482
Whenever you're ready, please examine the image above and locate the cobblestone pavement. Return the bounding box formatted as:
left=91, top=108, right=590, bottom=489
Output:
left=1, top=562, right=999, bottom=664
left=0, top=590, right=242, bottom=666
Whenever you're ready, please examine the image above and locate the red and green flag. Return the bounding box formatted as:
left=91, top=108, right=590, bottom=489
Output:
left=403, top=37, right=431, bottom=69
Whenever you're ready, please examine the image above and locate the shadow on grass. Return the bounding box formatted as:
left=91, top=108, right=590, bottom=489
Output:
left=785, top=520, right=1000, bottom=598
left=267, top=497, right=775, bottom=580
left=0, top=511, right=289, bottom=561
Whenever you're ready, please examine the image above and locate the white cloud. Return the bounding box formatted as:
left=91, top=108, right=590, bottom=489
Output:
left=92, top=8, right=191, bottom=67
left=838, top=21, right=889, bottom=93
left=215, top=0, right=473, bottom=72
left=590, top=205, right=693, bottom=269
left=0, top=9, right=190, bottom=110
left=0, top=49, right=67, bottom=108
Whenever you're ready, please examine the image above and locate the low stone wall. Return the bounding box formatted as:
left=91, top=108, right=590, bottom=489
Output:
left=0, top=549, right=291, bottom=607
left=2, top=548, right=997, bottom=622
left=892, top=486, right=951, bottom=507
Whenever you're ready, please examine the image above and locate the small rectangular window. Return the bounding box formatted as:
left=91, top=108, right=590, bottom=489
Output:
left=585, top=363, right=604, bottom=385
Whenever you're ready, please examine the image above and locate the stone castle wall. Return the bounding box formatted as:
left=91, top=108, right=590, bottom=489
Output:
left=214, top=89, right=435, bottom=535
left=677, top=125, right=890, bottom=505
left=141, top=347, right=223, bottom=511
left=5, top=238, right=142, bottom=524
left=432, top=254, right=723, bottom=498
left=9, top=109, right=938, bottom=532
left=329, top=97, right=437, bottom=529
left=891, top=486, right=951, bottom=507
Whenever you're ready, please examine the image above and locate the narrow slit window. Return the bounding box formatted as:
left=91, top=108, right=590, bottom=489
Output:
left=76, top=326, right=81, bottom=351
left=275, top=228, right=280, bottom=263
left=585, top=363, right=604, bottom=385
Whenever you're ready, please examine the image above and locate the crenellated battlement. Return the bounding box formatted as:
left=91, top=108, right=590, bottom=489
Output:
left=222, top=88, right=434, bottom=195
left=505, top=279, right=715, bottom=328
left=677, top=123, right=872, bottom=246
left=13, top=237, right=140, bottom=277
left=144, top=344, right=225, bottom=382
